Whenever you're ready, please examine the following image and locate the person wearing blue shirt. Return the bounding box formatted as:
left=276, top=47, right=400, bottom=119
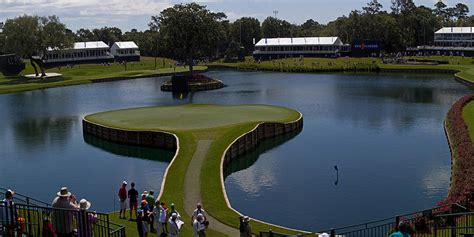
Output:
left=390, top=221, right=412, bottom=237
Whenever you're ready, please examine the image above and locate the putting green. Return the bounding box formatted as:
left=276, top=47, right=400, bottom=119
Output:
left=85, top=104, right=306, bottom=236
left=85, top=104, right=300, bottom=131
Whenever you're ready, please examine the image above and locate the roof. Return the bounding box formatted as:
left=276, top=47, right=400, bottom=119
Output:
left=113, top=41, right=139, bottom=49
left=255, top=37, right=343, bottom=47
left=73, top=41, right=109, bottom=50
left=47, top=41, right=109, bottom=51
left=435, top=27, right=474, bottom=34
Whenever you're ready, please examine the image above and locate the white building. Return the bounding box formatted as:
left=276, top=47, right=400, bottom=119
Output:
left=434, top=27, right=474, bottom=47
left=253, top=37, right=351, bottom=59
left=43, top=41, right=114, bottom=65
left=110, top=41, right=140, bottom=62
left=407, top=27, right=474, bottom=56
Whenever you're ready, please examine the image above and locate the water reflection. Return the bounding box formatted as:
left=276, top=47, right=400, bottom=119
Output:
left=13, top=116, right=76, bottom=150
left=83, top=134, right=175, bottom=163
left=224, top=130, right=301, bottom=178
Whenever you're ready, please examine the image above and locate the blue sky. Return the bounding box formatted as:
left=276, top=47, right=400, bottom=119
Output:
left=0, top=0, right=472, bottom=31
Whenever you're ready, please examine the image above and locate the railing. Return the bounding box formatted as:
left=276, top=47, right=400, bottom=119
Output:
left=315, top=204, right=471, bottom=237
left=0, top=201, right=125, bottom=237
left=0, top=188, right=51, bottom=208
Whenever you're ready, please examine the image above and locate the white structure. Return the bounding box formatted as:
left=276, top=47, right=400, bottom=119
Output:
left=110, top=41, right=140, bottom=61
left=434, top=27, right=474, bottom=47
left=43, top=41, right=114, bottom=65
left=253, top=37, right=351, bottom=59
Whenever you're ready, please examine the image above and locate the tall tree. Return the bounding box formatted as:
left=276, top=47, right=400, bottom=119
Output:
left=261, top=17, right=294, bottom=38
left=454, top=3, right=469, bottom=20
left=149, top=3, right=226, bottom=75
left=76, top=28, right=95, bottom=41
left=434, top=1, right=447, bottom=16
left=2, top=15, right=73, bottom=77
left=363, top=0, right=383, bottom=15
left=229, top=17, right=262, bottom=54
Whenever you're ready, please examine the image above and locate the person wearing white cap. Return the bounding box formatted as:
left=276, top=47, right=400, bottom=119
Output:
left=193, top=213, right=206, bottom=237
left=52, top=187, right=79, bottom=237
left=169, top=212, right=181, bottom=237
left=118, top=181, right=128, bottom=219
left=191, top=203, right=207, bottom=225
left=77, top=199, right=97, bottom=237
left=1, top=189, right=17, bottom=236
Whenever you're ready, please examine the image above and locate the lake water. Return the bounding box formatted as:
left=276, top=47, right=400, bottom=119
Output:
left=0, top=70, right=471, bottom=231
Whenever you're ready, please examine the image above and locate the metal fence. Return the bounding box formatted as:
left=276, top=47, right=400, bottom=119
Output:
left=0, top=201, right=125, bottom=237
left=0, top=187, right=51, bottom=207
left=315, top=204, right=473, bottom=237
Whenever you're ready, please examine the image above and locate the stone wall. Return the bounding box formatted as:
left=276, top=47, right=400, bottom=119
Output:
left=222, top=116, right=303, bottom=167
left=82, top=119, right=177, bottom=150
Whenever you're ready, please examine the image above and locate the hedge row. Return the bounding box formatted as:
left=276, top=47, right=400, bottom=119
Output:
left=439, top=94, right=474, bottom=206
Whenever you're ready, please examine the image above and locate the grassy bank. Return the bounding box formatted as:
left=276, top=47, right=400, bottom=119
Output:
left=463, top=101, right=474, bottom=140
left=85, top=104, right=304, bottom=236
left=0, top=57, right=206, bottom=94
left=208, top=56, right=474, bottom=84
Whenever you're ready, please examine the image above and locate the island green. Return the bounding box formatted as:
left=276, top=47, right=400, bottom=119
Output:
left=85, top=104, right=305, bottom=236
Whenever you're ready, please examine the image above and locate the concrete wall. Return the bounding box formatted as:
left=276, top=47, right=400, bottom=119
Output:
left=82, top=119, right=177, bottom=150
left=222, top=116, right=303, bottom=167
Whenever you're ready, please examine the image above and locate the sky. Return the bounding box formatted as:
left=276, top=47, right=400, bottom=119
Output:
left=0, top=0, right=473, bottom=32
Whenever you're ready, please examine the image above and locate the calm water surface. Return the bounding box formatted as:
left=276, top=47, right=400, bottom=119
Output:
left=0, top=70, right=470, bottom=231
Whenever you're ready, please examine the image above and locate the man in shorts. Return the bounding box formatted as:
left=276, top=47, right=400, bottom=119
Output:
left=118, top=181, right=127, bottom=219
left=128, top=182, right=139, bottom=220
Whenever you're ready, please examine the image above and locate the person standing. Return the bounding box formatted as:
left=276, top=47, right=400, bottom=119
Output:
left=193, top=213, right=206, bottom=237
left=146, top=190, right=156, bottom=232
left=191, top=203, right=207, bottom=225
left=239, top=216, right=246, bottom=237
left=389, top=221, right=412, bottom=237
left=169, top=213, right=180, bottom=237
left=118, top=181, right=127, bottom=219
left=1, top=189, right=17, bottom=237
left=159, top=202, right=168, bottom=234
left=153, top=201, right=162, bottom=237
left=77, top=199, right=97, bottom=237
left=128, top=182, right=139, bottom=220
left=243, top=216, right=252, bottom=237
left=138, top=200, right=151, bottom=237
left=52, top=187, right=79, bottom=237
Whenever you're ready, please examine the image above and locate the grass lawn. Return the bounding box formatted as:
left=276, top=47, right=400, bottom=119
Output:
left=462, top=101, right=474, bottom=141
left=85, top=104, right=304, bottom=236
left=207, top=56, right=474, bottom=84
left=0, top=57, right=207, bottom=94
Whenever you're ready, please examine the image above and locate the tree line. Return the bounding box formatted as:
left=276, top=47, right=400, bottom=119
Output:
left=0, top=0, right=473, bottom=72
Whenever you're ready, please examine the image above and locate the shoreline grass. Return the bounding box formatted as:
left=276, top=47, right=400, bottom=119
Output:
left=207, top=56, right=474, bottom=85
left=85, top=104, right=304, bottom=236
left=462, top=101, right=474, bottom=141
left=0, top=57, right=207, bottom=94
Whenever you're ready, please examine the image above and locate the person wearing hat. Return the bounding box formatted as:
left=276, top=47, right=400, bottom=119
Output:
left=1, top=189, right=17, bottom=237
left=191, top=203, right=207, bottom=226
left=118, top=181, right=128, bottom=219
left=52, top=187, right=79, bottom=237
left=77, top=199, right=97, bottom=237
left=169, top=212, right=181, bottom=237
left=193, top=213, right=206, bottom=237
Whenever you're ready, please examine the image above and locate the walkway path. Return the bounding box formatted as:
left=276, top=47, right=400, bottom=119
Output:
left=184, top=140, right=240, bottom=236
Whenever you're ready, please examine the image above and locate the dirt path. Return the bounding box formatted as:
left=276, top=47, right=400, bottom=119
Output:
left=184, top=140, right=240, bottom=237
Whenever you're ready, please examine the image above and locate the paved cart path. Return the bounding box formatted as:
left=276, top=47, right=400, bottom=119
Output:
left=184, top=140, right=240, bottom=237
